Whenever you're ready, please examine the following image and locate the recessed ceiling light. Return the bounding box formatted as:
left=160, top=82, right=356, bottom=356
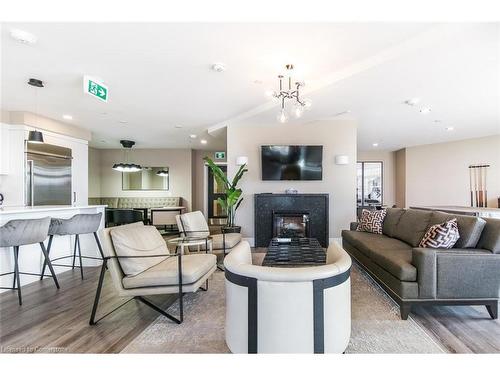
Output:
left=419, top=107, right=431, bottom=114
left=62, top=115, right=73, bottom=120
left=372, top=143, right=379, bottom=147
left=404, top=98, right=420, bottom=106
left=254, top=80, right=263, bottom=84
left=119, top=120, right=128, bottom=124
left=445, top=126, right=454, bottom=131
left=189, top=134, right=197, bottom=139
left=200, top=139, right=208, bottom=145
left=433, top=120, right=442, bottom=123
left=10, top=29, right=38, bottom=45
left=211, top=63, right=226, bottom=72
left=100, top=140, right=108, bottom=143
left=175, top=125, right=183, bottom=129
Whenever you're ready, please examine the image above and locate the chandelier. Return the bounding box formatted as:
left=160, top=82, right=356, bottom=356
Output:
left=267, top=64, right=312, bottom=123
left=112, top=140, right=142, bottom=172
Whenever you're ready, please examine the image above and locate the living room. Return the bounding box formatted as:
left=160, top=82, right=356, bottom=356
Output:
left=1, top=1, right=499, bottom=373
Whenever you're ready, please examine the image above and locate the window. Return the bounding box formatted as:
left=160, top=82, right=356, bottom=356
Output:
left=357, top=161, right=383, bottom=207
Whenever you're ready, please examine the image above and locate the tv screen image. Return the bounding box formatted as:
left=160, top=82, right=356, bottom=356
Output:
left=261, top=145, right=323, bottom=181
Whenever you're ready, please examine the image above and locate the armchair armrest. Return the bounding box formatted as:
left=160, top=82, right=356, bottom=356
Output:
left=350, top=222, right=358, bottom=231
left=412, top=248, right=500, bottom=299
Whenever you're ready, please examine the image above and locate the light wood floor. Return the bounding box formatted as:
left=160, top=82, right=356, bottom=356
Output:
left=1, top=264, right=499, bottom=353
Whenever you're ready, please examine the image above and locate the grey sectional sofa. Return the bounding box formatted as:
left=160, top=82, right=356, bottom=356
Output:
left=342, top=208, right=500, bottom=320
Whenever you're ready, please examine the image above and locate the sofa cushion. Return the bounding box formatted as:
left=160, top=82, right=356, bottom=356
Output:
left=428, top=211, right=486, bottom=248
left=111, top=225, right=169, bottom=276
left=392, top=209, right=433, bottom=247
left=369, top=248, right=417, bottom=282
left=382, top=208, right=405, bottom=237
left=419, top=218, right=460, bottom=249
left=477, top=218, right=500, bottom=254
left=211, top=233, right=242, bottom=250
left=357, top=209, right=387, bottom=234
left=341, top=230, right=412, bottom=258
left=122, top=253, right=216, bottom=289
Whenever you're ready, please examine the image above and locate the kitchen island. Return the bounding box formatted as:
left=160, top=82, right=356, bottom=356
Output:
left=0, top=205, right=106, bottom=290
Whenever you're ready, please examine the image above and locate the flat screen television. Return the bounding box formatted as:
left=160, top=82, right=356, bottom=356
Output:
left=261, top=145, right=323, bottom=181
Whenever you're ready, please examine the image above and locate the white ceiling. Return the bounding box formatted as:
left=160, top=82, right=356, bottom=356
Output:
left=1, top=23, right=499, bottom=150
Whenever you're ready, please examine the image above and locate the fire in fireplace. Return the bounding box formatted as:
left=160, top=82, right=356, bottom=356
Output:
left=272, top=211, right=310, bottom=238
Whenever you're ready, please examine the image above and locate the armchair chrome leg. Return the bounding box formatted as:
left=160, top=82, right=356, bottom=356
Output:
left=72, top=236, right=78, bottom=269
left=39, top=242, right=59, bottom=289
left=89, top=260, right=107, bottom=325
left=40, top=235, right=53, bottom=280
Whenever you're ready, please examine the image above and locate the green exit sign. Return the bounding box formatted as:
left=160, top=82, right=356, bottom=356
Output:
left=83, top=75, right=108, bottom=102
left=215, top=151, right=225, bottom=160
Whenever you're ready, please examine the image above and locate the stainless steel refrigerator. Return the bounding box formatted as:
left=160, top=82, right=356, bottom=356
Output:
left=25, top=142, right=72, bottom=206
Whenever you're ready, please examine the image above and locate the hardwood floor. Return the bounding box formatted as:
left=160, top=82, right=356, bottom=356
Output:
left=0, top=266, right=177, bottom=353
left=1, top=264, right=499, bottom=353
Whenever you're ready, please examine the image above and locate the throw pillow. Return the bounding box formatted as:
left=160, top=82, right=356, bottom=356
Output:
left=419, top=218, right=460, bottom=249
left=357, top=209, right=387, bottom=234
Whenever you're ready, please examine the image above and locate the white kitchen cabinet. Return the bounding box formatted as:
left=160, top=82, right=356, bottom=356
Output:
left=0, top=123, right=11, bottom=175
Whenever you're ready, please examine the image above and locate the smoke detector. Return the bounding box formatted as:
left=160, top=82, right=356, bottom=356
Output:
left=10, top=29, right=38, bottom=45
left=211, top=63, right=226, bottom=72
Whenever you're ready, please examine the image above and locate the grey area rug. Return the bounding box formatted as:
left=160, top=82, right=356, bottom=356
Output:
left=121, top=254, right=445, bottom=354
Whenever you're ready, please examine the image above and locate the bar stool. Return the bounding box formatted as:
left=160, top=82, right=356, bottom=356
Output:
left=0, top=217, right=60, bottom=305
left=41, top=213, right=104, bottom=280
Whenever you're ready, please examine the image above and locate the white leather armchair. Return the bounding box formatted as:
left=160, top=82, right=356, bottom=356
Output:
left=224, top=241, right=351, bottom=353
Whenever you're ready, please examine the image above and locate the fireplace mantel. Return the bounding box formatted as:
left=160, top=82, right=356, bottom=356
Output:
left=254, top=193, right=329, bottom=247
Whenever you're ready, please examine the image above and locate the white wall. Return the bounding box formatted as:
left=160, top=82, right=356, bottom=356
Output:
left=227, top=120, right=357, bottom=241
left=405, top=135, right=500, bottom=208
left=88, top=147, right=101, bottom=197
left=91, top=148, right=193, bottom=210
left=357, top=150, right=396, bottom=207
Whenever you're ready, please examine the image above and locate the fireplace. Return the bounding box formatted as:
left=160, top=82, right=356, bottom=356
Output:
left=273, top=211, right=310, bottom=238
left=254, top=193, right=329, bottom=247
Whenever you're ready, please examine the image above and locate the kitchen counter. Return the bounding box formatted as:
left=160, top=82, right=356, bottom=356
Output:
left=411, top=205, right=500, bottom=219
left=0, top=205, right=107, bottom=291
left=0, top=204, right=107, bottom=215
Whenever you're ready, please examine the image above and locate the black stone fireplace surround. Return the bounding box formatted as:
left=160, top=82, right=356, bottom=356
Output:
left=254, top=193, right=329, bottom=247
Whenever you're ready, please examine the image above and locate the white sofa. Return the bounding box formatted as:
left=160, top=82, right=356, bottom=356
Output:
left=224, top=240, right=352, bottom=353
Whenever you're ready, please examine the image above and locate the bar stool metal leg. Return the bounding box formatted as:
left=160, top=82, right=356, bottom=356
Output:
left=13, top=246, right=22, bottom=305
left=72, top=236, right=78, bottom=269
left=39, top=242, right=60, bottom=289
left=93, top=232, right=105, bottom=259
left=40, top=235, right=53, bottom=280
left=76, top=234, right=84, bottom=279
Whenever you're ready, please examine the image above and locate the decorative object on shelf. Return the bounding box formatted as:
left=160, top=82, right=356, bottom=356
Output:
left=285, top=188, right=298, bottom=194
left=236, top=156, right=248, bottom=166
left=267, top=64, right=312, bottom=123
left=469, top=164, right=490, bottom=207
left=0, top=192, right=4, bottom=206
left=112, top=140, right=142, bottom=172
left=156, top=169, right=169, bottom=177
left=335, top=154, right=349, bottom=165
left=27, top=78, right=45, bottom=144
left=204, top=156, right=248, bottom=231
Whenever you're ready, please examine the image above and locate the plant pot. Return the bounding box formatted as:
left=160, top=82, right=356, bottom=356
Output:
left=223, top=225, right=241, bottom=234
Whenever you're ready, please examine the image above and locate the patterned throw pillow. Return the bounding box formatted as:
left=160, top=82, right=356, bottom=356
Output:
left=419, top=218, right=460, bottom=249
left=357, top=209, right=387, bottom=234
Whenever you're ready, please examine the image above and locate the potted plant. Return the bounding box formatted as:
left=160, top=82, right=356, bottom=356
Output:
left=204, top=156, right=248, bottom=233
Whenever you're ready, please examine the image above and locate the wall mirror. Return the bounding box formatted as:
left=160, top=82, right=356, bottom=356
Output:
left=122, top=167, right=169, bottom=191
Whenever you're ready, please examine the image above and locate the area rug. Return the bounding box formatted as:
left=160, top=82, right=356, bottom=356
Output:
left=121, top=256, right=445, bottom=354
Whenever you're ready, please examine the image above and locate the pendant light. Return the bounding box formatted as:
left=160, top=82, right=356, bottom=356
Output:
left=27, top=78, right=44, bottom=143
left=112, top=140, right=142, bottom=172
